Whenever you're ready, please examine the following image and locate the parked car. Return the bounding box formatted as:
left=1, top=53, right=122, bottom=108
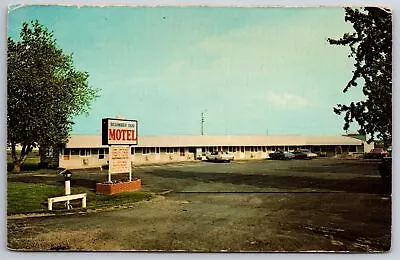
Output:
left=293, top=149, right=318, bottom=159
left=364, top=148, right=389, bottom=159
left=268, top=150, right=295, bottom=160
left=206, top=151, right=234, bottom=162
left=292, top=150, right=308, bottom=160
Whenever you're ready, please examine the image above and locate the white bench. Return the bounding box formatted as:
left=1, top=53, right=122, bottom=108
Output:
left=48, top=193, right=87, bottom=211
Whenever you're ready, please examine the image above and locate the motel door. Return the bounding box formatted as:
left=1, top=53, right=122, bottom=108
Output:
left=240, top=147, right=245, bottom=159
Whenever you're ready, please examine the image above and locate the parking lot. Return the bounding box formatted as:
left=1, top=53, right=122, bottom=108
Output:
left=7, top=158, right=391, bottom=251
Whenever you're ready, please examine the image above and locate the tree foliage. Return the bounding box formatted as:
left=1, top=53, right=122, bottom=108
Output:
left=328, top=7, right=392, bottom=146
left=7, top=21, right=99, bottom=172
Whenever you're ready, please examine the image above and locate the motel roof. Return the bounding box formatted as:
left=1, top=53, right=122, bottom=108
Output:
left=65, top=135, right=364, bottom=149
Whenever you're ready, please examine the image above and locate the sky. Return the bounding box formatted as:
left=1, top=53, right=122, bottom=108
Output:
left=7, top=4, right=366, bottom=137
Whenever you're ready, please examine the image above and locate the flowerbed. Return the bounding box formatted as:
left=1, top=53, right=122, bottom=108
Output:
left=96, top=179, right=141, bottom=195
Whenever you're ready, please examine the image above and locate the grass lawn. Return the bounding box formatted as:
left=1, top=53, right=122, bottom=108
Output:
left=7, top=181, right=155, bottom=215
left=7, top=151, right=155, bottom=214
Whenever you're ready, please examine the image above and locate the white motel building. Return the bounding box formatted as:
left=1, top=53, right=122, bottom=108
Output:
left=57, top=134, right=373, bottom=169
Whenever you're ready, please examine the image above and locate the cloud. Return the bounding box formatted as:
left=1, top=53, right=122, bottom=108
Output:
left=263, top=91, right=310, bottom=109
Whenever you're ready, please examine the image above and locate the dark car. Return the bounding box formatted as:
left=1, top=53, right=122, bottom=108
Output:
left=364, top=148, right=389, bottom=159
left=268, top=150, right=295, bottom=160
left=292, top=150, right=308, bottom=159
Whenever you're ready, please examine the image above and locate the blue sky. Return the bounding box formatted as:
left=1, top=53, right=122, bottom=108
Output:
left=8, top=5, right=365, bottom=136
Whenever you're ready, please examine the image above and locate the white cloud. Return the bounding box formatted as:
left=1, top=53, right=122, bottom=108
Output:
left=263, top=91, right=310, bottom=109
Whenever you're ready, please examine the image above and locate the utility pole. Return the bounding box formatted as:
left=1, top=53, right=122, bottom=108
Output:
left=201, top=109, right=207, bottom=135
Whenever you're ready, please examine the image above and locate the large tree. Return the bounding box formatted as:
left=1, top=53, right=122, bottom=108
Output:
left=328, top=7, right=392, bottom=146
left=7, top=21, right=98, bottom=173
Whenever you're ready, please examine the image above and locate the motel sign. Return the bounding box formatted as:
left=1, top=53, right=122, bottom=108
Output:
left=102, top=118, right=138, bottom=182
left=102, top=118, right=138, bottom=145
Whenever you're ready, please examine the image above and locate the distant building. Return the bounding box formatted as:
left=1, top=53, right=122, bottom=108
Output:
left=56, top=134, right=372, bottom=169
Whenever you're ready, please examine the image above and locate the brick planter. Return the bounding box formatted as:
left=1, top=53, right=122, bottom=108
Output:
left=96, top=179, right=141, bottom=195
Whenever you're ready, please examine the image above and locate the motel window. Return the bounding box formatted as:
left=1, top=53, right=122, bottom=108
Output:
left=143, top=148, right=150, bottom=154
left=136, top=148, right=143, bottom=154
left=180, top=148, right=185, bottom=156
left=63, top=149, right=71, bottom=160
left=250, top=147, right=255, bottom=152
left=160, top=147, right=166, bottom=153
left=262, top=146, right=266, bottom=152
left=166, top=148, right=174, bottom=154
left=79, top=148, right=90, bottom=157
left=99, top=148, right=105, bottom=159
left=240, top=147, right=245, bottom=153
left=349, top=146, right=357, bottom=152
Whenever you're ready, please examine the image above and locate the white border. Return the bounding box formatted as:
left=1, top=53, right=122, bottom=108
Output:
left=1, top=1, right=398, bottom=260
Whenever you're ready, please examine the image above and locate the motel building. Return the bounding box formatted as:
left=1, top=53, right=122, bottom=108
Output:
left=57, top=134, right=373, bottom=170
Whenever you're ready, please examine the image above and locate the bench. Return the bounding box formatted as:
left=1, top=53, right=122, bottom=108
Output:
left=48, top=193, right=87, bottom=211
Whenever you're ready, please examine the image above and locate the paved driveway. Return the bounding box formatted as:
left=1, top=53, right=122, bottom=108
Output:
left=7, top=159, right=391, bottom=251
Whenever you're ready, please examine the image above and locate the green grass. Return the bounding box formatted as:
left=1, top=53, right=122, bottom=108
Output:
left=7, top=182, right=155, bottom=214
left=7, top=182, right=65, bottom=214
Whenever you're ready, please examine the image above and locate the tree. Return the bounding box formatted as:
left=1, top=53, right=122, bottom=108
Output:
left=7, top=21, right=99, bottom=173
left=328, top=7, right=392, bottom=146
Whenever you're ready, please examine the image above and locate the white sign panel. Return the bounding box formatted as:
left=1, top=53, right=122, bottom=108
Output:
left=102, top=118, right=138, bottom=145
left=109, top=146, right=131, bottom=174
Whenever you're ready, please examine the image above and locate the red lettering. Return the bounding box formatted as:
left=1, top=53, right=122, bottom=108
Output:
left=109, top=128, right=136, bottom=142
left=109, top=129, right=116, bottom=140
left=116, top=129, right=121, bottom=140
left=121, top=129, right=127, bottom=140
left=131, top=130, right=136, bottom=140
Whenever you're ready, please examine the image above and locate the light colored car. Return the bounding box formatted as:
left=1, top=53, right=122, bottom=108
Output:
left=206, top=151, right=234, bottom=162
left=297, top=149, right=318, bottom=159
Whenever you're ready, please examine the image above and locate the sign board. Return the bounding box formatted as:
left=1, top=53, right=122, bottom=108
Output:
left=109, top=146, right=131, bottom=174
left=102, top=118, right=138, bottom=145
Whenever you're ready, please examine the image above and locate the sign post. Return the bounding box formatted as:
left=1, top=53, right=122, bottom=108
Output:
left=102, top=118, right=138, bottom=183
